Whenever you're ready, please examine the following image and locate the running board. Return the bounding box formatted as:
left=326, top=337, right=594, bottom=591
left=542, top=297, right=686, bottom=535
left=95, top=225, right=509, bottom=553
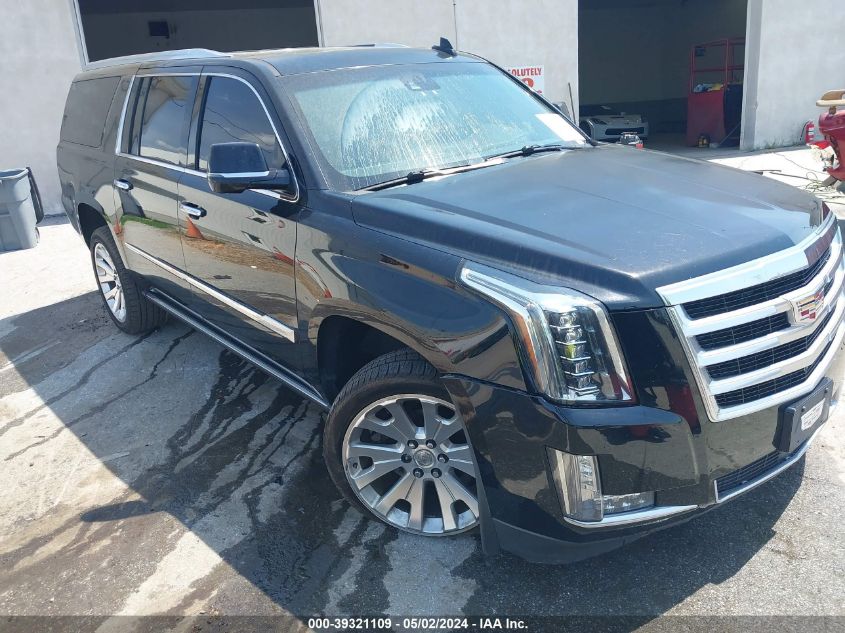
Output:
left=144, top=289, right=330, bottom=409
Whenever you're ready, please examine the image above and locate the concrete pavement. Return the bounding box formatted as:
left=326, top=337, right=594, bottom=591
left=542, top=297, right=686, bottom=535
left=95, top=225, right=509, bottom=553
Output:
left=1, top=176, right=844, bottom=631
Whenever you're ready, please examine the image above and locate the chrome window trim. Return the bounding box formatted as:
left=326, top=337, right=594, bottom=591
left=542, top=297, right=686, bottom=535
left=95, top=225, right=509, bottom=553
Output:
left=657, top=213, right=837, bottom=306
left=209, top=171, right=271, bottom=179
left=114, top=71, right=300, bottom=203
left=114, top=74, right=135, bottom=155
left=124, top=243, right=296, bottom=343
left=714, top=424, right=824, bottom=503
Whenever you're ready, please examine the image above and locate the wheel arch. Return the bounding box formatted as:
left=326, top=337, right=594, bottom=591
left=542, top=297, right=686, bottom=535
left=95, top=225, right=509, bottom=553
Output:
left=315, top=311, right=442, bottom=402
left=77, top=202, right=109, bottom=246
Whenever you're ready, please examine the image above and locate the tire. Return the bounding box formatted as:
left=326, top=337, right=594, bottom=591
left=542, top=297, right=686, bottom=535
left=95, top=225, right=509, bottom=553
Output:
left=89, top=225, right=166, bottom=334
left=323, top=349, right=480, bottom=536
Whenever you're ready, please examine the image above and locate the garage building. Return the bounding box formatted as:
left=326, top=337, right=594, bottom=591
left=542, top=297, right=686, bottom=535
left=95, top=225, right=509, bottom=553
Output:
left=2, top=0, right=844, bottom=211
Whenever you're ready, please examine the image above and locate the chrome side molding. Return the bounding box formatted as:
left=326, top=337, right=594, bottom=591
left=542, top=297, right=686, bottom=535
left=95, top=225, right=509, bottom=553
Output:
left=125, top=243, right=296, bottom=343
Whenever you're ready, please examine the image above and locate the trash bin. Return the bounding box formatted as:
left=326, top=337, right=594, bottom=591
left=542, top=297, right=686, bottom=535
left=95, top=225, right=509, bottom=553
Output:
left=0, top=168, right=42, bottom=252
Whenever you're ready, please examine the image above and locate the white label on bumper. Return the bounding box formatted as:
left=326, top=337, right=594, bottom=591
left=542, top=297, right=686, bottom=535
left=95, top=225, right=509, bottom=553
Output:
left=801, top=400, right=825, bottom=430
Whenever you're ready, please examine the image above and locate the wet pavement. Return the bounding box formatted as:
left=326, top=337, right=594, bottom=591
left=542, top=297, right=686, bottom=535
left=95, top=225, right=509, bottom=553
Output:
left=0, top=218, right=843, bottom=631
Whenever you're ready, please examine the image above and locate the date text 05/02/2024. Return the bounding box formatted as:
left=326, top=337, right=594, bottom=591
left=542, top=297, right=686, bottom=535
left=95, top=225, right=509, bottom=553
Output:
left=307, top=617, right=529, bottom=630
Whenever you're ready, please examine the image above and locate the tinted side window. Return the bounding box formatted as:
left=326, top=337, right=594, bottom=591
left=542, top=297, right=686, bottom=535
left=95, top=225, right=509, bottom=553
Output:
left=122, top=77, right=149, bottom=155
left=197, top=77, right=284, bottom=172
left=61, top=76, right=121, bottom=147
left=137, top=76, right=196, bottom=166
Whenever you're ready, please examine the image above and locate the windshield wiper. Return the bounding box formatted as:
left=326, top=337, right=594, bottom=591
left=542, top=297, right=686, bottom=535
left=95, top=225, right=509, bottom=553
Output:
left=359, top=159, right=505, bottom=192
left=485, top=143, right=574, bottom=161
left=360, top=168, right=449, bottom=192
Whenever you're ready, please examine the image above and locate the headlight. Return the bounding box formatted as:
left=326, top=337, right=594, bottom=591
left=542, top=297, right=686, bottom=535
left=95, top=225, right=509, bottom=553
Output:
left=459, top=261, right=634, bottom=403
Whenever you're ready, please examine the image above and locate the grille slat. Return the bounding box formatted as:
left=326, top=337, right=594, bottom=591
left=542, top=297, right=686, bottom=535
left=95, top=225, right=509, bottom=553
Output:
left=714, top=338, right=834, bottom=408
left=684, top=250, right=831, bottom=320
left=696, top=313, right=791, bottom=351
left=715, top=451, right=786, bottom=496
left=705, top=309, right=835, bottom=379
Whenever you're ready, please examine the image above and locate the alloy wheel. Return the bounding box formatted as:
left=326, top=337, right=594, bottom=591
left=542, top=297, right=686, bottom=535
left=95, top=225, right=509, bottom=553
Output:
left=342, top=394, right=479, bottom=535
left=94, top=242, right=127, bottom=322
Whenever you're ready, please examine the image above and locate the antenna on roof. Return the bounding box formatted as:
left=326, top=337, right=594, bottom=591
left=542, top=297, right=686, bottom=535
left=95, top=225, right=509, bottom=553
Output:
left=432, top=37, right=456, bottom=57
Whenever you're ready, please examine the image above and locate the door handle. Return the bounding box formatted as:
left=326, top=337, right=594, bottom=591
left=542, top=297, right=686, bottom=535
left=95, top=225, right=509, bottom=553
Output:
left=113, top=179, right=132, bottom=191
left=180, top=202, right=207, bottom=219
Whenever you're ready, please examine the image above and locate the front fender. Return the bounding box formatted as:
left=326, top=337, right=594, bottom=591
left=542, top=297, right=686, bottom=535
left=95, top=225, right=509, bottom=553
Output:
left=296, top=207, right=527, bottom=392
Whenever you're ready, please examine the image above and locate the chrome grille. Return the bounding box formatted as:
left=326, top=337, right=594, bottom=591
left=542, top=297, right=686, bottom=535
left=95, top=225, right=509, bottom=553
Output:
left=657, top=215, right=845, bottom=421
left=706, top=307, right=835, bottom=379
left=696, top=313, right=791, bottom=350
left=714, top=339, right=834, bottom=408
left=683, top=248, right=832, bottom=319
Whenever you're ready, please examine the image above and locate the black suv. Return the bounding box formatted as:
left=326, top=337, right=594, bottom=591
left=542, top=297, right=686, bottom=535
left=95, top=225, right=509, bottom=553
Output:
left=57, top=44, right=845, bottom=563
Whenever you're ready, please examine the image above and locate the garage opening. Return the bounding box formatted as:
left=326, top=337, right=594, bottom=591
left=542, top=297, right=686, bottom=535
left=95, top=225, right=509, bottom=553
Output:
left=578, top=0, right=748, bottom=151
left=77, top=0, right=320, bottom=63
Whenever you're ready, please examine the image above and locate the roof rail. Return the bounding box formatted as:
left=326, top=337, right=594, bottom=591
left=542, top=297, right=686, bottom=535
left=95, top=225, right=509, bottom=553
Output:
left=85, top=48, right=228, bottom=70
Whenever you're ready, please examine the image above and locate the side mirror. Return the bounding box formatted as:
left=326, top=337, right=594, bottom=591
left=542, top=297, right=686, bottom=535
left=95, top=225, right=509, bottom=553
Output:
left=207, top=142, right=291, bottom=194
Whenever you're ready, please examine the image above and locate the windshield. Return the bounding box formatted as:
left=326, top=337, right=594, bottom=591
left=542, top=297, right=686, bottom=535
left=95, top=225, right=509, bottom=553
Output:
left=282, top=62, right=587, bottom=191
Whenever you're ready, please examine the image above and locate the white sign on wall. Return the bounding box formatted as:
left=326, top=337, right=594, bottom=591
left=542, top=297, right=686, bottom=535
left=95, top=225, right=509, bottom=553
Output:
left=506, top=65, right=545, bottom=94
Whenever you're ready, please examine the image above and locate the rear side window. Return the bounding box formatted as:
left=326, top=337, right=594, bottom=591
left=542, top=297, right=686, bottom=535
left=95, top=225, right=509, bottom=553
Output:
left=60, top=77, right=121, bottom=147
left=197, top=77, right=284, bottom=172
left=126, top=76, right=196, bottom=166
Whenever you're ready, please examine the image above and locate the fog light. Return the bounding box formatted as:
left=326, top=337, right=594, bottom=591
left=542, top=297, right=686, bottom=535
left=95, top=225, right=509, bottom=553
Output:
left=602, top=491, right=655, bottom=515
left=547, top=448, right=603, bottom=521
left=548, top=448, right=655, bottom=522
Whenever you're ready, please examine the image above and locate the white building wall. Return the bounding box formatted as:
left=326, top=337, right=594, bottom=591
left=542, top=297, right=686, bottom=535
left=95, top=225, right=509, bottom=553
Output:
left=1, top=0, right=84, bottom=213
left=82, top=7, right=319, bottom=61
left=317, top=0, right=457, bottom=48
left=317, top=0, right=579, bottom=110
left=456, top=0, right=579, bottom=111
left=742, top=0, right=845, bottom=150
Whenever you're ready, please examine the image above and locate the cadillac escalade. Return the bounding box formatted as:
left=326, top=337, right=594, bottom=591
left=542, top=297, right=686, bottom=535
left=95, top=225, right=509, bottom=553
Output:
left=56, top=43, right=845, bottom=562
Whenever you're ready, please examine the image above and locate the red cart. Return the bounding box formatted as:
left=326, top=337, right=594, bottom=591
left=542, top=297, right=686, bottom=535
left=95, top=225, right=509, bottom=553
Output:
left=686, top=38, right=745, bottom=147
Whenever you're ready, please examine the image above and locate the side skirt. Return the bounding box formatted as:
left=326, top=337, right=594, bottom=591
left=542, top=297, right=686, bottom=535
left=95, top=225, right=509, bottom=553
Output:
left=144, top=288, right=330, bottom=410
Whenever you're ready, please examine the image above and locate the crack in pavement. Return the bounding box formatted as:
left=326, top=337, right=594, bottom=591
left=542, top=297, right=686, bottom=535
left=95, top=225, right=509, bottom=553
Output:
left=0, top=333, right=153, bottom=438
left=4, top=330, right=195, bottom=462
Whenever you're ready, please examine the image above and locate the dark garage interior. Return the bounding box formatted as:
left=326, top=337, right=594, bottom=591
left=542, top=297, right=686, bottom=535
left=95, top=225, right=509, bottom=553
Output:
left=578, top=0, right=748, bottom=148
left=78, top=0, right=319, bottom=62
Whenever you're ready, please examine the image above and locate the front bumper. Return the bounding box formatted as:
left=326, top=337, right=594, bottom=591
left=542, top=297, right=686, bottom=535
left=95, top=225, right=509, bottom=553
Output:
left=442, top=332, right=845, bottom=563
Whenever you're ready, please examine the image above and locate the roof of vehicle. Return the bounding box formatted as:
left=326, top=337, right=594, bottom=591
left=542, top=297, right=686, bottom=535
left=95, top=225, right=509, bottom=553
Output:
left=82, top=45, right=482, bottom=77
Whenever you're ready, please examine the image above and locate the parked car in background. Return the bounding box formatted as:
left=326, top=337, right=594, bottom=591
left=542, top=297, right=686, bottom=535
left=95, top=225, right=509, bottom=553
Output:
left=579, top=104, right=649, bottom=141
left=57, top=43, right=844, bottom=563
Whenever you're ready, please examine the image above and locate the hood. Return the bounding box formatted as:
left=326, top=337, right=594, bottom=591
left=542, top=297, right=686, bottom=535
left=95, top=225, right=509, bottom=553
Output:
left=351, top=145, right=826, bottom=310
